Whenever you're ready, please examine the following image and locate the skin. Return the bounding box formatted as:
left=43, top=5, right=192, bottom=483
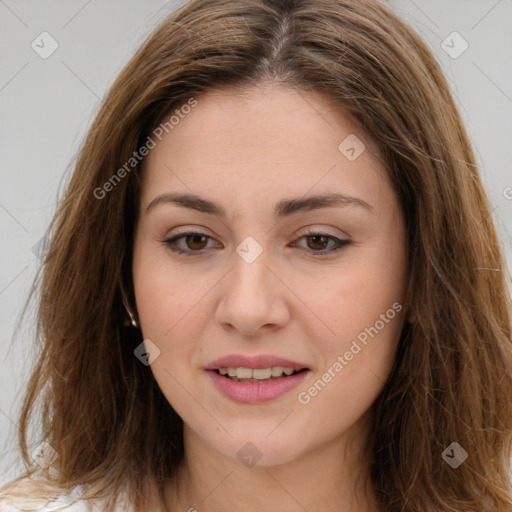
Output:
left=132, top=83, right=412, bottom=512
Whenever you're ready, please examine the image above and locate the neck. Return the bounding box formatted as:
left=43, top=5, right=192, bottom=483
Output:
left=165, top=411, right=380, bottom=512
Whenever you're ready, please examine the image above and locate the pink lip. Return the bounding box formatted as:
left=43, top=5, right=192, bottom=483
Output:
left=205, top=354, right=309, bottom=371
left=207, top=369, right=310, bottom=404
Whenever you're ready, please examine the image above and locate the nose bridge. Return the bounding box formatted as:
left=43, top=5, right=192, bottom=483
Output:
left=214, top=235, right=289, bottom=334
left=230, top=235, right=272, bottom=300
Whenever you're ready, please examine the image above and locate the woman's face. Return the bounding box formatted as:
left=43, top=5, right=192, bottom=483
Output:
left=132, top=84, right=409, bottom=467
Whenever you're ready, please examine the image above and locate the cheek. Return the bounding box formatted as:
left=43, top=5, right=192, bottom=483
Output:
left=311, top=258, right=406, bottom=346
left=295, top=289, right=404, bottom=436
left=132, top=245, right=195, bottom=368
left=132, top=257, right=207, bottom=411
left=301, top=240, right=407, bottom=394
left=136, top=277, right=205, bottom=352
left=133, top=238, right=201, bottom=334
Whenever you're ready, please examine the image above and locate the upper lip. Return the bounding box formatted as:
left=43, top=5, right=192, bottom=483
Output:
left=205, top=354, right=310, bottom=371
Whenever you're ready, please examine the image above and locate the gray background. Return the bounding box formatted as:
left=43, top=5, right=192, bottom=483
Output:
left=1, top=0, right=511, bottom=483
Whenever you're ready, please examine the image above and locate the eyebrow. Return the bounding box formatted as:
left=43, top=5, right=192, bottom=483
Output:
left=145, top=192, right=375, bottom=217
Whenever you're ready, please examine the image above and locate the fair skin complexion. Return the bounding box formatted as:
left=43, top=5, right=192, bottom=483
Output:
left=132, top=83, right=411, bottom=512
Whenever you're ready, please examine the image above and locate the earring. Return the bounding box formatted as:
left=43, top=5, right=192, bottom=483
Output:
left=120, top=281, right=139, bottom=328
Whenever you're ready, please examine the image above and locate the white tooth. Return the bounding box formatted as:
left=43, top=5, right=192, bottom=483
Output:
left=253, top=368, right=272, bottom=379
left=271, top=366, right=284, bottom=377
left=236, top=367, right=253, bottom=379
left=223, top=366, right=297, bottom=379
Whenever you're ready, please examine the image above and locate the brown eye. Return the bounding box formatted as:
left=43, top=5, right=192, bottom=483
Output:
left=305, top=234, right=330, bottom=251
left=184, top=234, right=208, bottom=250
left=294, top=231, right=351, bottom=255
left=163, top=230, right=350, bottom=257
left=163, top=231, right=218, bottom=256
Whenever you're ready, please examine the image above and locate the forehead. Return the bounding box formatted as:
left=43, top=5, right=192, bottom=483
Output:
left=150, top=84, right=381, bottom=158
left=139, top=84, right=392, bottom=218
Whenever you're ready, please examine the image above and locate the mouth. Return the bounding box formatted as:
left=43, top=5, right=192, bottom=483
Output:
left=205, top=354, right=311, bottom=403
left=206, top=363, right=310, bottom=403
left=212, top=366, right=309, bottom=383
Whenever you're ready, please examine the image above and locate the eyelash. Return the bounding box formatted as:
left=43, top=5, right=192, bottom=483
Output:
left=162, top=229, right=351, bottom=257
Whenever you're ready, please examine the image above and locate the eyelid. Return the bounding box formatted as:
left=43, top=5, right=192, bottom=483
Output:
left=295, top=225, right=349, bottom=240
left=161, top=226, right=351, bottom=257
left=164, top=226, right=215, bottom=238
left=161, top=228, right=221, bottom=255
left=165, top=225, right=348, bottom=241
left=291, top=228, right=350, bottom=253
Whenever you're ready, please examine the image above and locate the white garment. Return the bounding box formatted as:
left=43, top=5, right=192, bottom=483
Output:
left=0, top=484, right=129, bottom=512
left=0, top=497, right=89, bottom=512
left=0, top=486, right=90, bottom=511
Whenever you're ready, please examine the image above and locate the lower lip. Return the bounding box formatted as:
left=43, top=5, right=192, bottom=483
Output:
left=207, top=369, right=309, bottom=404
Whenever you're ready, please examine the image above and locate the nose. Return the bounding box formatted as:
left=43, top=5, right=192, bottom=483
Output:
left=214, top=248, right=290, bottom=336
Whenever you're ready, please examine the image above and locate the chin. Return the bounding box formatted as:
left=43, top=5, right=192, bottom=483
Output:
left=210, top=429, right=307, bottom=468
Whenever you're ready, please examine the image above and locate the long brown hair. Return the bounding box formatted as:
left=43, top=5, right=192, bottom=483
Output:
left=1, top=0, right=511, bottom=511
